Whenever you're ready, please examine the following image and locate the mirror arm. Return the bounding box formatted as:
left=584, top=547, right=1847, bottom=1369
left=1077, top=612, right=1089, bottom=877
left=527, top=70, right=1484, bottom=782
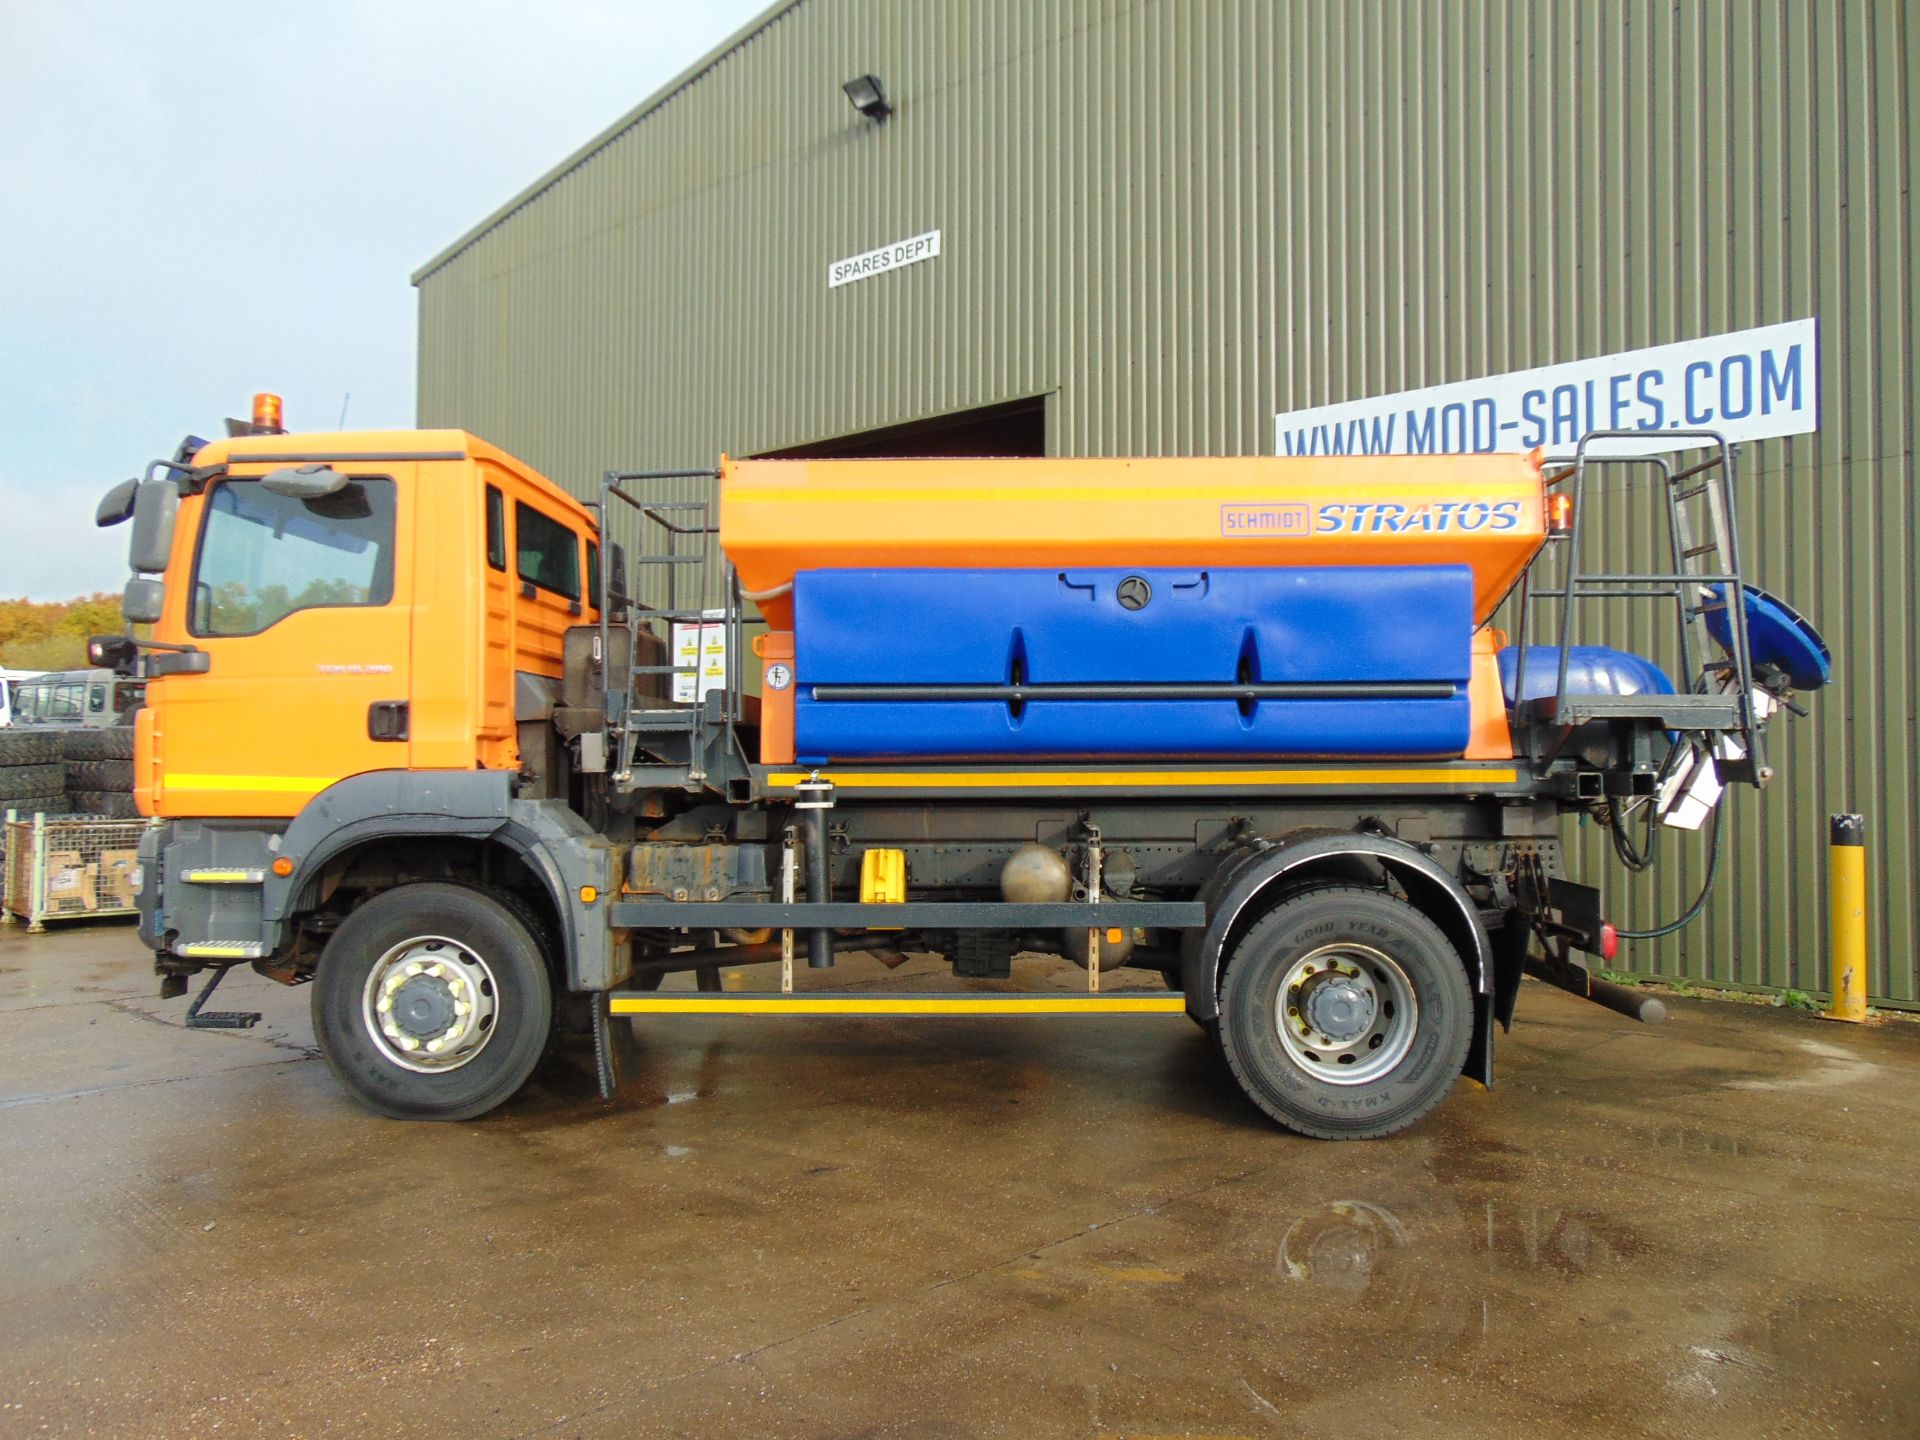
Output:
left=144, top=457, right=224, bottom=495
left=147, top=649, right=211, bottom=678
left=88, top=633, right=207, bottom=678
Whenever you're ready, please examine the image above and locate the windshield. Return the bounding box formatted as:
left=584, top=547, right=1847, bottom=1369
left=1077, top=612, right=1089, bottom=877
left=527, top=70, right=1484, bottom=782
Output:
left=190, top=478, right=397, bottom=637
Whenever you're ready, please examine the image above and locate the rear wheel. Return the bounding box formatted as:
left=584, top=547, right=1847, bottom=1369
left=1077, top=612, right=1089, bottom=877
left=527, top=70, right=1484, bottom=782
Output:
left=1217, top=885, right=1472, bottom=1139
left=312, top=883, right=553, bottom=1120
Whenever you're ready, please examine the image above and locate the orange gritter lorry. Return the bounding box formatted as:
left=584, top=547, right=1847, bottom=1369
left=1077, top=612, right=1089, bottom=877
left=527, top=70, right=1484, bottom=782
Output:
left=88, top=397, right=1831, bottom=1137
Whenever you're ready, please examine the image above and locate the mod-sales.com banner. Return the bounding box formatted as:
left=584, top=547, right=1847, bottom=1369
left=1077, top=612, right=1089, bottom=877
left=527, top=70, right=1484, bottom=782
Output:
left=1274, top=317, right=1818, bottom=458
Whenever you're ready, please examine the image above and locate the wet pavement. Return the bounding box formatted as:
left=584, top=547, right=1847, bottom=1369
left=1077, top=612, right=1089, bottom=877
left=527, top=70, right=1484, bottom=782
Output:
left=2, top=919, right=1916, bottom=1438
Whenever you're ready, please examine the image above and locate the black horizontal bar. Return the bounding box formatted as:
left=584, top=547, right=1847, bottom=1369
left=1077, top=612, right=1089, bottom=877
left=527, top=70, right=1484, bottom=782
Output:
left=608, top=900, right=1207, bottom=930
left=810, top=682, right=1455, bottom=703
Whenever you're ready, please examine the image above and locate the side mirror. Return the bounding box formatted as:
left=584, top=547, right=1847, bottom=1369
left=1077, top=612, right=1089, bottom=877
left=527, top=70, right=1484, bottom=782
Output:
left=87, top=634, right=141, bottom=674
left=96, top=478, right=138, bottom=528
left=128, top=479, right=180, bottom=574
left=261, top=464, right=348, bottom=500
left=123, top=575, right=166, bottom=625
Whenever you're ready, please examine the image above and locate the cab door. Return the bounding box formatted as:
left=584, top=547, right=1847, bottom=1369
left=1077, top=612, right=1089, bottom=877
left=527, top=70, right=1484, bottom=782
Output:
left=148, top=465, right=415, bottom=819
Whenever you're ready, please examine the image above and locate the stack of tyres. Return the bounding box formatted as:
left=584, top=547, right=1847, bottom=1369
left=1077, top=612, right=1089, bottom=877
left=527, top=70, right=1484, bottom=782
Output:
left=63, top=728, right=138, bottom=818
left=0, top=728, right=66, bottom=874
left=0, top=729, right=66, bottom=816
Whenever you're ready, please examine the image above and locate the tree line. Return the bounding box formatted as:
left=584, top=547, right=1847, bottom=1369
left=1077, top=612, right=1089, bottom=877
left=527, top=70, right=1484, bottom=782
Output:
left=0, top=594, right=124, bottom=672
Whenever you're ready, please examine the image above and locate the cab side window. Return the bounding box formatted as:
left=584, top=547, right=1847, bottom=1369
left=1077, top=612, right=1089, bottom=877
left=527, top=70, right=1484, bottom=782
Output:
left=515, top=502, right=579, bottom=600
left=486, top=486, right=507, bottom=571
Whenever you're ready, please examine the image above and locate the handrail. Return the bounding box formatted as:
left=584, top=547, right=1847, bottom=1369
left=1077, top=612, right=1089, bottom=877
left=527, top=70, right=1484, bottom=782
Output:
left=1512, top=429, right=1760, bottom=782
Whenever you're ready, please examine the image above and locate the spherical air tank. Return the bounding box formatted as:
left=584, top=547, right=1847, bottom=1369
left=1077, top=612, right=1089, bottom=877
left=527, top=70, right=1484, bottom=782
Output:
left=1062, top=924, right=1135, bottom=973
left=1000, top=844, right=1072, bottom=904
left=999, top=844, right=1135, bottom=972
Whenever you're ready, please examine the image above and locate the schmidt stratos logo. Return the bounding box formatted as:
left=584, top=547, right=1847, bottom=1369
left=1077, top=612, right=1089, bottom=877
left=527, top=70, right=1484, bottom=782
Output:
left=1221, top=500, right=1524, bottom=536
left=1220, top=503, right=1309, bottom=536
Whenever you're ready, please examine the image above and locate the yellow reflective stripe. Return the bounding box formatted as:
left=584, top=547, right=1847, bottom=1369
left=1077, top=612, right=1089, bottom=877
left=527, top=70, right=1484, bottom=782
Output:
left=166, top=773, right=334, bottom=793
left=181, top=869, right=263, bottom=883
left=177, top=943, right=258, bottom=958
left=767, top=767, right=1518, bottom=790
left=608, top=995, right=1186, bottom=1016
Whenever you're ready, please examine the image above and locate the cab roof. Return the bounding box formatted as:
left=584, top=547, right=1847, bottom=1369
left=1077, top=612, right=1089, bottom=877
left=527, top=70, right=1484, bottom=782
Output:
left=193, top=429, right=593, bottom=523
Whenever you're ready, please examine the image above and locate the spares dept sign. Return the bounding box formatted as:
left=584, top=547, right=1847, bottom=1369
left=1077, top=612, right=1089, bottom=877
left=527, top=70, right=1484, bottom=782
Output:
left=1274, top=318, right=1818, bottom=457
left=828, top=229, right=942, bottom=289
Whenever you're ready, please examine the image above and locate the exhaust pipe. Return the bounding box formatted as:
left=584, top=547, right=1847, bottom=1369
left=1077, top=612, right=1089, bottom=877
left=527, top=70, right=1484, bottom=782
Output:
left=1524, top=950, right=1667, bottom=1025
left=1584, top=975, right=1668, bottom=1026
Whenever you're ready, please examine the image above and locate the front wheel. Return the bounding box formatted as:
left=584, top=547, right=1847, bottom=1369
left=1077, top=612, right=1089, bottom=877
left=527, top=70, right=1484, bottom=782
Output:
left=1217, top=885, right=1472, bottom=1139
left=312, top=883, right=554, bottom=1120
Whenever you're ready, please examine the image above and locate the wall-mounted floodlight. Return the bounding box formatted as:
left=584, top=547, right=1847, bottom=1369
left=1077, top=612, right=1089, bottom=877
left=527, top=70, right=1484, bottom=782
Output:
left=842, top=74, right=892, bottom=120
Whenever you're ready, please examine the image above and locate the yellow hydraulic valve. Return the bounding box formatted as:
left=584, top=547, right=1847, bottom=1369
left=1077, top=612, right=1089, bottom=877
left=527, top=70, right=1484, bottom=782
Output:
left=860, top=849, right=908, bottom=931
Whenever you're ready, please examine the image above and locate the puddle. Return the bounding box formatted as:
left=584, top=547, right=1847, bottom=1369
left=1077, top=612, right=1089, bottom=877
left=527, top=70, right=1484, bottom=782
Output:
left=1475, top=1203, right=1649, bottom=1274
left=1729, top=1037, right=1880, bottom=1092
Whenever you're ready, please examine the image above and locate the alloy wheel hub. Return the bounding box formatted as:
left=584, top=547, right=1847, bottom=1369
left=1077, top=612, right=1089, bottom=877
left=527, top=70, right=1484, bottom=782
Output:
left=361, top=937, right=500, bottom=1074
left=1303, top=975, right=1376, bottom=1043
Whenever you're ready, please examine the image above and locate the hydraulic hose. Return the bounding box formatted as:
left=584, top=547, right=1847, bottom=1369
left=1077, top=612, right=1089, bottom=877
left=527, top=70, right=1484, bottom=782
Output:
left=1614, top=800, right=1725, bottom=939
left=1609, top=800, right=1659, bottom=872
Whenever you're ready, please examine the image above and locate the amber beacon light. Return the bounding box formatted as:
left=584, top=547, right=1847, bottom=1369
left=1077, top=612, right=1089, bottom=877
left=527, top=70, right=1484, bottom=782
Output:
left=252, top=391, right=285, bottom=433
left=1545, top=491, right=1575, bottom=538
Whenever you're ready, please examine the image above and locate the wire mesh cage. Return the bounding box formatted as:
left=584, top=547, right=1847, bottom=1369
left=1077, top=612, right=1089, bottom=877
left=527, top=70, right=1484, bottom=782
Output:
left=2, top=810, right=150, bottom=932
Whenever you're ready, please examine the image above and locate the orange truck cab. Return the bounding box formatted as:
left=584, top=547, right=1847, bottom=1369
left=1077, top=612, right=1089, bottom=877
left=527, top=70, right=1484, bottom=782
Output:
left=130, top=428, right=599, bottom=817
left=91, top=405, right=1827, bottom=1137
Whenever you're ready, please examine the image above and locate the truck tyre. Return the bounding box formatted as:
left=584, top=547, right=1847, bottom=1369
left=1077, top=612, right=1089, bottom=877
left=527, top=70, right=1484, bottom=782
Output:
left=62, top=727, right=135, bottom=761
left=312, top=883, right=554, bottom=1121
left=66, top=758, right=135, bottom=792
left=1216, top=885, right=1472, bottom=1140
left=0, top=729, right=64, bottom=766
left=66, top=789, right=140, bottom=818
left=0, top=765, right=65, bottom=803
left=1, top=789, right=63, bottom=819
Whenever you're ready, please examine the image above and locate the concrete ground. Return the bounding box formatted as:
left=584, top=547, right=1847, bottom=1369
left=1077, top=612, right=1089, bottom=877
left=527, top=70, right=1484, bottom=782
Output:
left=1, top=920, right=1916, bottom=1439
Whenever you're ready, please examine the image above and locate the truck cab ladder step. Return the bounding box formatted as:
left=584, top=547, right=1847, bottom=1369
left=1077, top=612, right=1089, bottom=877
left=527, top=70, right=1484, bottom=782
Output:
left=173, top=940, right=268, bottom=960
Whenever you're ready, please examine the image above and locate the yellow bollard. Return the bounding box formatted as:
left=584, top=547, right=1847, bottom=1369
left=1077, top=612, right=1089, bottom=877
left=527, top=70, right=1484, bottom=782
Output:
left=1826, top=814, right=1868, bottom=1023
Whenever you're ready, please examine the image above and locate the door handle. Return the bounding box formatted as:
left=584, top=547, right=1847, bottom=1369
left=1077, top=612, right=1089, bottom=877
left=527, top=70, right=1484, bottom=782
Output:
left=367, top=701, right=410, bottom=742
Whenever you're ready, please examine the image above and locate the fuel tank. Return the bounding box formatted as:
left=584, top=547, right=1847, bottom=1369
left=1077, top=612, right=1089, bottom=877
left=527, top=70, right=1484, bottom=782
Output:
left=719, top=454, right=1547, bottom=629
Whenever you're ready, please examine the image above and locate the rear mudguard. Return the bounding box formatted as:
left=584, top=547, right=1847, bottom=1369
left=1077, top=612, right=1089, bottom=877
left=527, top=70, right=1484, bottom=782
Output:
left=1178, top=831, right=1498, bottom=1085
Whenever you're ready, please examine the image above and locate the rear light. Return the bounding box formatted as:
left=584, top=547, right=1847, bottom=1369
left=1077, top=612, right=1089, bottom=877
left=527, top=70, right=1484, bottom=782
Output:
left=1546, top=491, right=1574, bottom=537
left=1599, top=922, right=1619, bottom=961
left=252, top=392, right=285, bottom=433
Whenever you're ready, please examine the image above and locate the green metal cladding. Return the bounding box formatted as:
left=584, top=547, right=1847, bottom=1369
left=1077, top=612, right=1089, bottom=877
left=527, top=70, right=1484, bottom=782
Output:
left=417, top=0, right=1916, bottom=1004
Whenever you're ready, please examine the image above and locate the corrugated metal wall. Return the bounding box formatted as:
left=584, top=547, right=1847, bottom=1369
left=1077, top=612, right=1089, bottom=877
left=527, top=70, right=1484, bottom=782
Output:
left=416, top=0, right=1917, bottom=1005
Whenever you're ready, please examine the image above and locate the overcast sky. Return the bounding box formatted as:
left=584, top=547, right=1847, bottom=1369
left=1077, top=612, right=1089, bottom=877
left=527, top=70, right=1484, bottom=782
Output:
left=0, top=0, right=767, bottom=601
